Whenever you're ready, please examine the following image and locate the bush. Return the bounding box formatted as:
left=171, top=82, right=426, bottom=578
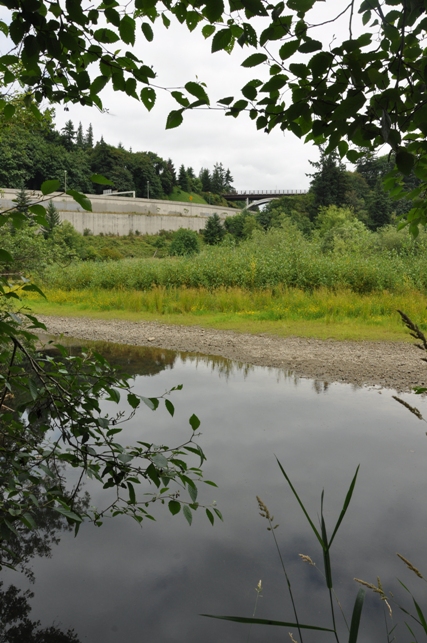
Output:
left=169, top=228, right=200, bottom=256
left=203, top=213, right=225, bottom=245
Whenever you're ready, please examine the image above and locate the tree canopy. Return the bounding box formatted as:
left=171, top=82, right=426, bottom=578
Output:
left=1, top=0, right=427, bottom=230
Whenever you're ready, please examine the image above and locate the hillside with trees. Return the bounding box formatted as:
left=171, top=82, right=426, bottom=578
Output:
left=0, top=98, right=236, bottom=205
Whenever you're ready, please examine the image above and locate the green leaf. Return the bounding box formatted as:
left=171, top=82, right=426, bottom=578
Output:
left=328, top=465, right=360, bottom=547
left=66, top=189, right=92, bottom=211
left=28, top=378, right=39, bottom=401
left=276, top=458, right=325, bottom=549
left=41, top=179, right=60, bottom=195
left=241, top=53, right=267, bottom=67
left=28, top=204, right=46, bottom=217
left=188, top=482, right=198, bottom=503
left=55, top=507, right=83, bottom=522
left=183, top=505, right=192, bottom=525
left=168, top=500, right=181, bottom=515
left=213, top=507, right=223, bottom=521
left=185, top=81, right=209, bottom=104
left=242, top=83, right=257, bottom=100
left=396, top=148, right=415, bottom=175
left=90, top=174, right=114, bottom=185
left=21, top=284, right=47, bottom=299
left=299, top=38, right=322, bottom=53
left=127, top=482, right=136, bottom=504
left=333, top=92, right=366, bottom=119
left=202, top=24, right=216, bottom=38
left=189, top=414, right=201, bottom=431
left=141, top=87, right=156, bottom=111
left=3, top=104, right=15, bottom=120
left=141, top=22, right=154, bottom=41
left=120, top=15, right=136, bottom=45
left=91, top=75, right=109, bottom=95
left=0, top=249, right=12, bottom=263
left=165, top=399, right=175, bottom=417
left=166, top=109, right=184, bottom=129
left=279, top=39, right=300, bottom=60
left=94, top=28, right=120, bottom=43
left=206, top=508, right=214, bottom=525
left=349, top=589, right=365, bottom=643
left=152, top=452, right=169, bottom=468
left=200, top=615, right=333, bottom=631
left=212, top=28, right=232, bottom=53
left=218, top=96, right=234, bottom=105
left=20, top=513, right=36, bottom=530
left=203, top=0, right=224, bottom=23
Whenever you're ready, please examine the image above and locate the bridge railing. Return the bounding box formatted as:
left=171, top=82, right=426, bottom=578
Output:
left=226, top=189, right=308, bottom=196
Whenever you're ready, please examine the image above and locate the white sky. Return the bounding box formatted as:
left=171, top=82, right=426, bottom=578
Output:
left=2, top=3, right=364, bottom=190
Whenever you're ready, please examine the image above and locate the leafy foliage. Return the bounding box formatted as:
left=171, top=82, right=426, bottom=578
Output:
left=169, top=228, right=200, bottom=256
left=203, top=213, right=225, bottom=245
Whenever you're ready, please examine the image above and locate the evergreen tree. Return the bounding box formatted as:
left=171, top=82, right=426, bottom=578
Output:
left=211, top=162, right=226, bottom=194
left=42, top=200, right=61, bottom=238
left=178, top=164, right=189, bottom=192
left=224, top=168, right=234, bottom=192
left=203, top=213, right=225, bottom=245
left=12, top=186, right=33, bottom=217
left=166, top=158, right=177, bottom=185
left=61, top=120, right=76, bottom=150
left=76, top=122, right=84, bottom=147
left=308, top=152, right=351, bottom=218
left=367, top=179, right=393, bottom=230
left=85, top=123, right=94, bottom=148
left=200, top=168, right=211, bottom=192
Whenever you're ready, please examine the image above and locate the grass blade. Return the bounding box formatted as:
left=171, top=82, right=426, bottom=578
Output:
left=321, top=514, right=333, bottom=589
left=200, top=615, right=334, bottom=631
left=413, top=598, right=427, bottom=633
left=348, top=588, right=365, bottom=643
left=276, top=457, right=325, bottom=550
left=329, top=465, right=360, bottom=547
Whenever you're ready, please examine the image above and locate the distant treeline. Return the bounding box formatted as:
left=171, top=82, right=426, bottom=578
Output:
left=0, top=98, right=236, bottom=204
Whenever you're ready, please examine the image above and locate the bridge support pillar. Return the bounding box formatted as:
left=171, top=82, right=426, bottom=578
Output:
left=246, top=197, right=249, bottom=207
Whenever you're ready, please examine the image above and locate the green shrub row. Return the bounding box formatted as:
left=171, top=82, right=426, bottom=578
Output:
left=42, top=227, right=427, bottom=294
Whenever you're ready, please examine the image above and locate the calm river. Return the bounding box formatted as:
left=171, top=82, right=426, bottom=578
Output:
left=2, top=342, right=427, bottom=643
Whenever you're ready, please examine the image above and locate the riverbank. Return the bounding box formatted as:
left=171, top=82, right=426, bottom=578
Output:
left=37, top=315, right=427, bottom=392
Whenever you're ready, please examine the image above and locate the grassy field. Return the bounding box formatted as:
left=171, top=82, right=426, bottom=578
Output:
left=23, top=285, right=427, bottom=341
left=21, top=224, right=427, bottom=342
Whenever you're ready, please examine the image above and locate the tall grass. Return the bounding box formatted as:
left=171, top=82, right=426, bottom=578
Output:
left=42, top=228, right=427, bottom=295
left=28, top=285, right=427, bottom=327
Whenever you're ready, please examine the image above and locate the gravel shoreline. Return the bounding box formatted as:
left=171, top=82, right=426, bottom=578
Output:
left=37, top=315, right=427, bottom=392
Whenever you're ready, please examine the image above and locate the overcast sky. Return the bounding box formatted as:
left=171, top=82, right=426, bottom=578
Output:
left=2, top=3, right=364, bottom=191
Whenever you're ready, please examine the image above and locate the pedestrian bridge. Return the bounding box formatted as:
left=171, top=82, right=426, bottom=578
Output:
left=223, top=189, right=308, bottom=209
left=224, top=189, right=308, bottom=202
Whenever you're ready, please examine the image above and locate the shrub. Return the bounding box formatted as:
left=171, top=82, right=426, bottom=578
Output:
left=169, top=228, right=200, bottom=256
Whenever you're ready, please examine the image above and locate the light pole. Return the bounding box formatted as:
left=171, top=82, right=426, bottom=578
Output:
left=64, top=170, right=67, bottom=192
left=147, top=181, right=150, bottom=200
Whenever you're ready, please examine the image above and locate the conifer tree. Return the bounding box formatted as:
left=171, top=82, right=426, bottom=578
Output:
left=203, top=213, right=225, bottom=245
left=76, top=122, right=84, bottom=147
left=178, top=164, right=189, bottom=192
left=308, top=152, right=351, bottom=219
left=61, top=120, right=76, bottom=149
left=85, top=123, right=94, bottom=148
left=42, top=200, right=61, bottom=238
left=200, top=168, right=211, bottom=192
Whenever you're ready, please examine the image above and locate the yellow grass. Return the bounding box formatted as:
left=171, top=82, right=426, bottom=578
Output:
left=21, top=285, right=427, bottom=342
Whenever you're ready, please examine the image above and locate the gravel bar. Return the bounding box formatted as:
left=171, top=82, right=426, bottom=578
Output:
left=37, top=315, right=427, bottom=392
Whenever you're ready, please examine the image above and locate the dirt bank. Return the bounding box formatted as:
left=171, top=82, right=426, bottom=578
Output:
left=36, top=315, right=427, bottom=392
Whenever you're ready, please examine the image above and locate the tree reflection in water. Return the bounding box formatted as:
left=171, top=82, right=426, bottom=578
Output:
left=0, top=581, right=80, bottom=642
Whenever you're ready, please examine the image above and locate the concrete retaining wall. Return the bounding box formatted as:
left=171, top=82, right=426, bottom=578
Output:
left=0, top=188, right=240, bottom=235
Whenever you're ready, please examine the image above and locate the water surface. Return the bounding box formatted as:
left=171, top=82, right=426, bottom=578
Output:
left=2, top=343, right=427, bottom=642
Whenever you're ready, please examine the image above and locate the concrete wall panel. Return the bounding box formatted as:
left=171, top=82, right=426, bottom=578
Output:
left=0, top=188, right=240, bottom=235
